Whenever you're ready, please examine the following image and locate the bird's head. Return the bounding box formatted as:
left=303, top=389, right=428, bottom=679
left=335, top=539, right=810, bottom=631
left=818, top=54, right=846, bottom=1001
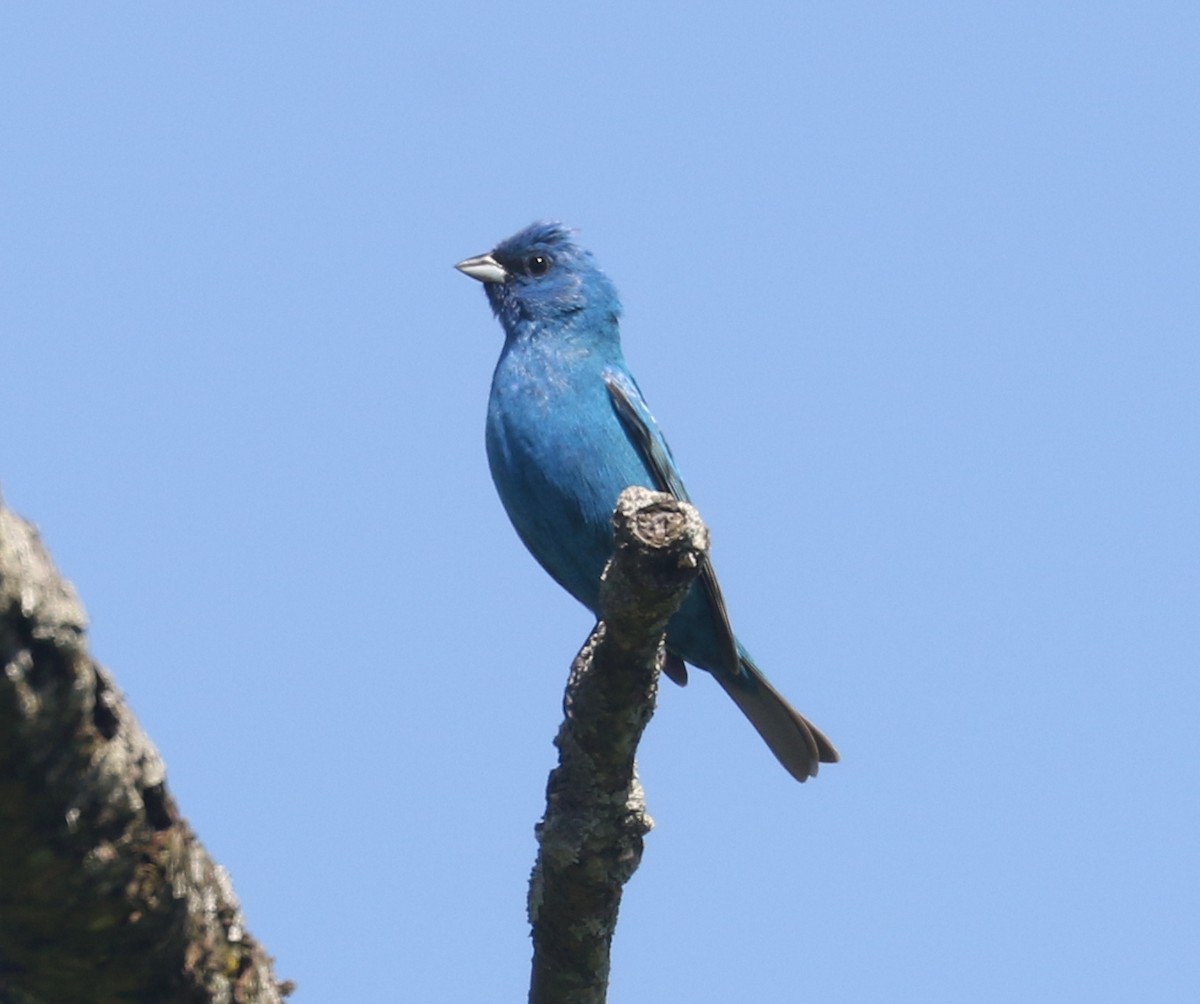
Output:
left=456, top=221, right=621, bottom=338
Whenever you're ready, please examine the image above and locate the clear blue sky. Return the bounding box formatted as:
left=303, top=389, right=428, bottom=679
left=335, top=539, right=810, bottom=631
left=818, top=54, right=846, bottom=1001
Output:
left=3, top=4, right=1197, bottom=1001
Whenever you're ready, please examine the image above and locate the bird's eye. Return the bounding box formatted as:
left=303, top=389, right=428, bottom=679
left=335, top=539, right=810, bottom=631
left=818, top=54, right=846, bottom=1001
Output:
left=527, top=254, right=551, bottom=276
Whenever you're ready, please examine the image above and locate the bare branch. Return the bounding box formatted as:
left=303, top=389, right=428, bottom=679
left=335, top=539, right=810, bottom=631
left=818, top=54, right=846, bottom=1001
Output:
left=528, top=487, right=707, bottom=1004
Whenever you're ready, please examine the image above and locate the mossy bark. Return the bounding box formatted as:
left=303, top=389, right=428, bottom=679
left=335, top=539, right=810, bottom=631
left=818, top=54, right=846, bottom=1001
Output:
left=0, top=504, right=290, bottom=1004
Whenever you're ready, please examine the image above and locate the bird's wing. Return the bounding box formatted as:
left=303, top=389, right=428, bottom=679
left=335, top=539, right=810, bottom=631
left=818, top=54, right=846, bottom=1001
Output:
left=602, top=369, right=691, bottom=502
left=603, top=370, right=742, bottom=678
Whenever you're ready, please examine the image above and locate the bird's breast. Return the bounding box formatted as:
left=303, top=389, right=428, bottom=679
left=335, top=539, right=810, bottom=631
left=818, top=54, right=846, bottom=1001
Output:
left=486, top=345, right=651, bottom=609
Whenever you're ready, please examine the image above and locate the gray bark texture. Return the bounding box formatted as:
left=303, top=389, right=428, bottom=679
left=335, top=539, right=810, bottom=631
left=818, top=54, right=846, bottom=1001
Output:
left=0, top=502, right=291, bottom=1004
left=528, top=486, right=708, bottom=1004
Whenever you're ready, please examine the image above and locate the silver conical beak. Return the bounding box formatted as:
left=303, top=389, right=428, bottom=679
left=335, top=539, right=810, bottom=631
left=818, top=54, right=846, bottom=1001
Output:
left=454, top=252, right=508, bottom=284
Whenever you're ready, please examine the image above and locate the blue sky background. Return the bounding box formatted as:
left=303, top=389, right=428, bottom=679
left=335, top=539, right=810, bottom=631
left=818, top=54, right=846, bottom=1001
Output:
left=3, top=4, right=1197, bottom=1001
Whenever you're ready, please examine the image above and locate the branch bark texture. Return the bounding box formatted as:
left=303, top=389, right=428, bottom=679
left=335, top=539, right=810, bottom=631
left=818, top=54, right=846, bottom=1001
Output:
left=528, top=487, right=707, bottom=1004
left=0, top=503, right=289, bottom=1004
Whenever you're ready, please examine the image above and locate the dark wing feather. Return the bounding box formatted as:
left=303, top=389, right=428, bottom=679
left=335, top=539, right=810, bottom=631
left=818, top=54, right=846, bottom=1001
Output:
left=604, top=371, right=741, bottom=678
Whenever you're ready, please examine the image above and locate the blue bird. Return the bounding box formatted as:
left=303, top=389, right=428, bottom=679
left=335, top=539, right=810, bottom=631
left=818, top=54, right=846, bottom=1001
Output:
left=456, top=222, right=838, bottom=781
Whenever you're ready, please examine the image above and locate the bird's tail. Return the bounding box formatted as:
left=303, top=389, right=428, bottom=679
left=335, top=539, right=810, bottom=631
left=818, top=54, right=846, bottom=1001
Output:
left=714, top=658, right=839, bottom=782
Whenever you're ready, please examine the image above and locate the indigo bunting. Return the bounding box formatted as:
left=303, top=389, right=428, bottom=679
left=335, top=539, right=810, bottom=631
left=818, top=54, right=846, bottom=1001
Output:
left=457, top=222, right=838, bottom=781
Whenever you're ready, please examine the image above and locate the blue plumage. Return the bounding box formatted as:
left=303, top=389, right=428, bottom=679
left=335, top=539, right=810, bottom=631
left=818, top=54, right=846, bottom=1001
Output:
left=457, top=222, right=838, bottom=781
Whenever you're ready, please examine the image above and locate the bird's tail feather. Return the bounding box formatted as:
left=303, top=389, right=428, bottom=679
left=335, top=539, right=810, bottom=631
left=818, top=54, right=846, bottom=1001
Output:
left=715, top=660, right=839, bottom=782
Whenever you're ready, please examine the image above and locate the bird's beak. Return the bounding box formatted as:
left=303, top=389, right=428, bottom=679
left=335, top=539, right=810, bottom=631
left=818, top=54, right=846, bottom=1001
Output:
left=455, top=252, right=508, bottom=284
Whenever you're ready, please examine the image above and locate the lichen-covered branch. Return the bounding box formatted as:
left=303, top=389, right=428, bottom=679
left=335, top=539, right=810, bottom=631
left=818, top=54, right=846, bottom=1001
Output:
left=0, top=503, right=291, bottom=1004
left=528, top=487, right=708, bottom=1004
